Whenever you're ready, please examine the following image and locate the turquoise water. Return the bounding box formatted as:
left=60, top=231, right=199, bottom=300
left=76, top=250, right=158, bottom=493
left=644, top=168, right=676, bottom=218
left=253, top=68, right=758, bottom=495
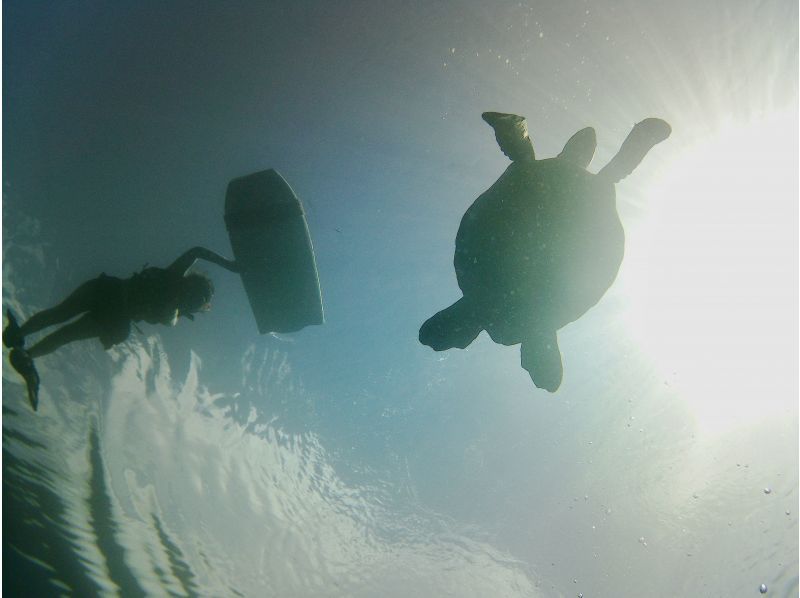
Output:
left=3, top=1, right=797, bottom=596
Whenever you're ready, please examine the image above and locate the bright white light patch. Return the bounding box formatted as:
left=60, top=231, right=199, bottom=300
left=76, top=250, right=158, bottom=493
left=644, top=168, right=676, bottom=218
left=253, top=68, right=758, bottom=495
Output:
left=622, top=110, right=798, bottom=437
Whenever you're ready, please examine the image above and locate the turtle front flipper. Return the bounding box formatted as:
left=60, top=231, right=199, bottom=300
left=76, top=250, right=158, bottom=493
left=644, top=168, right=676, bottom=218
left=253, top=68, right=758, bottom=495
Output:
left=597, top=118, right=672, bottom=184
left=419, top=297, right=483, bottom=351
left=558, top=127, right=597, bottom=168
left=481, top=112, right=536, bottom=162
left=520, top=331, right=563, bottom=392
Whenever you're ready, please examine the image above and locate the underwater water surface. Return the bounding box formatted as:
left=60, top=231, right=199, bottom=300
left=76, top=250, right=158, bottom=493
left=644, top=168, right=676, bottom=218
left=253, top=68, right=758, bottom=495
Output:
left=3, top=1, right=797, bottom=596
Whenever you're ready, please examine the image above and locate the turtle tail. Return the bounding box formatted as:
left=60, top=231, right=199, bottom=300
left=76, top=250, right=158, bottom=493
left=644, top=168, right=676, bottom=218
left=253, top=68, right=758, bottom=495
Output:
left=597, top=118, right=671, bottom=184
left=419, top=297, right=483, bottom=351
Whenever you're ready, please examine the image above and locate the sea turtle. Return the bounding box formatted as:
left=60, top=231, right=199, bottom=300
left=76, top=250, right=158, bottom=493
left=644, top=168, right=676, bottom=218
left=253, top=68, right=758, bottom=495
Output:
left=419, top=112, right=671, bottom=391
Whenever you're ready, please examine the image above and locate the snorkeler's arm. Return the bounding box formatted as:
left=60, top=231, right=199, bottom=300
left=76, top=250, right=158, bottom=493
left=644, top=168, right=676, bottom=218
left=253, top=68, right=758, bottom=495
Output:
left=168, top=247, right=239, bottom=275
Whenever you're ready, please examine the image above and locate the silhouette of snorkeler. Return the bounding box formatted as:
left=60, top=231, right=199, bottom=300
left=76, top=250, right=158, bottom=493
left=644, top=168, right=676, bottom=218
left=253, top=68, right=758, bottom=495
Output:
left=3, top=246, right=238, bottom=411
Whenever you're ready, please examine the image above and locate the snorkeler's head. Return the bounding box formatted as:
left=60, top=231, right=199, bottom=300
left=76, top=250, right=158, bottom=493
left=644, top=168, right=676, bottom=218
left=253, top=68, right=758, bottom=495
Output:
left=178, top=272, right=214, bottom=315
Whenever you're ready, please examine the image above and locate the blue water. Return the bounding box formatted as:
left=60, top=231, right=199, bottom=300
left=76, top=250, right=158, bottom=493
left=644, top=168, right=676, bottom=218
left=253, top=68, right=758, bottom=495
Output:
left=3, top=1, right=798, bottom=596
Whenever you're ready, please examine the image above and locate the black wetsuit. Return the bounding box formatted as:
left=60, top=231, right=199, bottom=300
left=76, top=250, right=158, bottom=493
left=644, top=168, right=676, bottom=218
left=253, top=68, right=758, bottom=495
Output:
left=89, top=267, right=184, bottom=349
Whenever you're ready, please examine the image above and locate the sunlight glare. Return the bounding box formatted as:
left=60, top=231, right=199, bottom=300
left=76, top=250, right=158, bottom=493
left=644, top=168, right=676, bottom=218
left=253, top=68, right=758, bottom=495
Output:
left=622, top=110, right=798, bottom=437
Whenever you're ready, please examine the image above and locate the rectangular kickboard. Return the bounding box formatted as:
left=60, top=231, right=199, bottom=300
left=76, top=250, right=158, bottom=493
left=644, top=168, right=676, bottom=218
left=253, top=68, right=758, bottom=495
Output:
left=225, top=169, right=324, bottom=333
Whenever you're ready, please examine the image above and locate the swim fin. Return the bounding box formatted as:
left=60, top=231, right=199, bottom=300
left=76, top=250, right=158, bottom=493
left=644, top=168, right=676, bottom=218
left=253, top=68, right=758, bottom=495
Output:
left=10, top=348, right=40, bottom=411
left=3, top=309, right=24, bottom=349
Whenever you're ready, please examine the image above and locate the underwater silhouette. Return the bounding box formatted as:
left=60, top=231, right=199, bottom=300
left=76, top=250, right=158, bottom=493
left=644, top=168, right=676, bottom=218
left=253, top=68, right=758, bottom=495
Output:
left=4, top=247, right=237, bottom=411
left=4, top=169, right=324, bottom=412
left=419, top=112, right=671, bottom=391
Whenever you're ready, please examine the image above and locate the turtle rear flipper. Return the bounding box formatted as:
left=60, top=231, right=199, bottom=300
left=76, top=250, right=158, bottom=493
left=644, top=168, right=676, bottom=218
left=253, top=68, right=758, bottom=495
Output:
left=521, top=331, right=563, bottom=392
left=598, top=118, right=671, bottom=184
left=419, top=297, right=483, bottom=351
left=482, top=112, right=536, bottom=162
left=558, top=127, right=597, bottom=168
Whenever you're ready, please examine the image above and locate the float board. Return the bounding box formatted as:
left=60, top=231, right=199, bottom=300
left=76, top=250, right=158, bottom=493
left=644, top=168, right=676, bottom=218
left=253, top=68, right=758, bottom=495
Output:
left=225, top=169, right=323, bottom=333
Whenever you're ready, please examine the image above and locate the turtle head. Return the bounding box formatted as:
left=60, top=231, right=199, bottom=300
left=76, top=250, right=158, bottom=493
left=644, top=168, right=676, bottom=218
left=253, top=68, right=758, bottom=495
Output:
left=558, top=127, right=597, bottom=169
left=482, top=112, right=536, bottom=162
left=597, top=118, right=671, bottom=184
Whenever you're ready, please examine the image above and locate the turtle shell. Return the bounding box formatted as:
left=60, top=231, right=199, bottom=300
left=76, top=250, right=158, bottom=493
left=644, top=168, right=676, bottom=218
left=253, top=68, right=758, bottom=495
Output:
left=453, top=157, right=624, bottom=344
